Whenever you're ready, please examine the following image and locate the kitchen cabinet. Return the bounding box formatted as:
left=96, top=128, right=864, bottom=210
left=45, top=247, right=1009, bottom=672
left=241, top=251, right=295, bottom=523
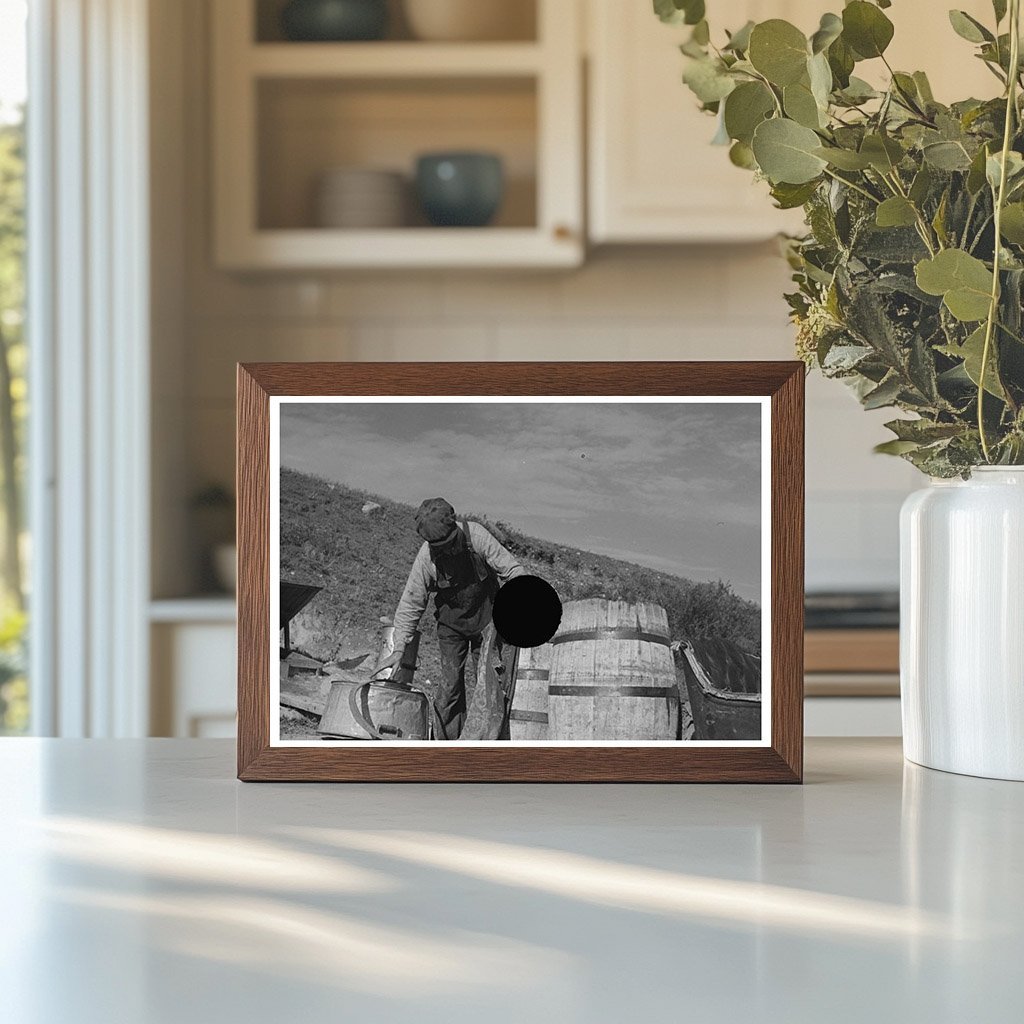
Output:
left=587, top=0, right=812, bottom=243
left=150, top=600, right=236, bottom=737
left=587, top=0, right=998, bottom=244
left=211, top=0, right=583, bottom=269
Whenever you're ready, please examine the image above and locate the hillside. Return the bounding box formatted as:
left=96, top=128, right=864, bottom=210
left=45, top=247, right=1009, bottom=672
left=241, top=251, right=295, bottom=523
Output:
left=280, top=468, right=761, bottom=689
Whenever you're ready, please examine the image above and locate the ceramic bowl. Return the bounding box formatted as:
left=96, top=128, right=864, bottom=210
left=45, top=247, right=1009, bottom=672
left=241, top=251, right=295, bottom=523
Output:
left=403, top=0, right=534, bottom=42
left=281, top=0, right=388, bottom=42
left=316, top=168, right=407, bottom=228
left=415, top=152, right=504, bottom=227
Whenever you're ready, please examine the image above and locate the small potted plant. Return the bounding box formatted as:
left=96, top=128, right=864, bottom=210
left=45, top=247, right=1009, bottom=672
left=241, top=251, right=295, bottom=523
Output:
left=658, top=0, right=1024, bottom=779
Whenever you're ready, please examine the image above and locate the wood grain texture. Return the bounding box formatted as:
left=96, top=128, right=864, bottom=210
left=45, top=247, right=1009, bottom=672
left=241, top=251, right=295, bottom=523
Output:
left=804, top=629, right=899, bottom=674
left=236, top=361, right=805, bottom=783
left=509, top=644, right=551, bottom=742
left=770, top=365, right=805, bottom=782
left=237, top=365, right=271, bottom=777
left=547, top=600, right=678, bottom=741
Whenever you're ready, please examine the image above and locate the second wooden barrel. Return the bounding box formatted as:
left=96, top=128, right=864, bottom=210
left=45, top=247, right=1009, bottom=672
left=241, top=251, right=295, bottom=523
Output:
left=548, top=599, right=679, bottom=740
left=508, top=644, right=551, bottom=740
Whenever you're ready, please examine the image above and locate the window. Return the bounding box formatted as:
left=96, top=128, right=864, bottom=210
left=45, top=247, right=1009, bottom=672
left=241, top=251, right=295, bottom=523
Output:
left=0, top=0, right=28, bottom=734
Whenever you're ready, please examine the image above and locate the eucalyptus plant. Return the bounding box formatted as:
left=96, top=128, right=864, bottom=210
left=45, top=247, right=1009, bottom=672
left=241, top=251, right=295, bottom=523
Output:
left=657, top=0, right=1024, bottom=475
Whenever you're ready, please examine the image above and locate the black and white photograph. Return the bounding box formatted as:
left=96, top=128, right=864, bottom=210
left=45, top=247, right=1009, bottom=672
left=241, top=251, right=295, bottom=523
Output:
left=271, top=397, right=769, bottom=745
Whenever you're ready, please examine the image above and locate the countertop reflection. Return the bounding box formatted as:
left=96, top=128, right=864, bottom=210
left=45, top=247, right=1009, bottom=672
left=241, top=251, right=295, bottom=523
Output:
left=0, top=738, right=1020, bottom=1023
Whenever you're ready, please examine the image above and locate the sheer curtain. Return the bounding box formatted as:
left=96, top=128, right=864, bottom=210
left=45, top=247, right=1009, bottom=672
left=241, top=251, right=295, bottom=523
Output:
left=28, top=0, right=150, bottom=736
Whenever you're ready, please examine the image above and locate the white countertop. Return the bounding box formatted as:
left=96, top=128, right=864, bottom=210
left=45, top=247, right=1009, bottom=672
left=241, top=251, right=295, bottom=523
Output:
left=1, top=738, right=1021, bottom=1023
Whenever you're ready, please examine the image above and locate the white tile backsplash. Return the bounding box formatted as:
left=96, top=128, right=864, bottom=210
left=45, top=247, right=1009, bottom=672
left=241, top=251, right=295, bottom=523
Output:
left=181, top=249, right=917, bottom=593
left=326, top=275, right=447, bottom=321
left=441, top=273, right=562, bottom=321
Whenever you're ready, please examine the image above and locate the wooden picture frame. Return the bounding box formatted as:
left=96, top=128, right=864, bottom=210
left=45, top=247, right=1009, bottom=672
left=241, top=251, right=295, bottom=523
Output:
left=237, top=362, right=804, bottom=782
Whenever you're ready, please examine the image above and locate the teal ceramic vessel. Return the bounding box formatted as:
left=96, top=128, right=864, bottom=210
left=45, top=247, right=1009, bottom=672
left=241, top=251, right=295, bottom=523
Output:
left=415, top=152, right=505, bottom=227
left=281, top=0, right=388, bottom=42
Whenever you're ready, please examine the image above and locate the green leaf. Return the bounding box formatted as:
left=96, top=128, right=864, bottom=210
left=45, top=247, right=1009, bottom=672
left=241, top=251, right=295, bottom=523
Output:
left=993, top=0, right=1008, bottom=24
left=751, top=118, right=828, bottom=184
left=885, top=418, right=964, bottom=443
left=729, top=140, right=757, bottom=170
left=915, top=249, right=994, bottom=321
left=837, top=76, right=879, bottom=104
left=891, top=72, right=923, bottom=110
left=986, top=150, right=1024, bottom=191
left=682, top=57, right=736, bottom=104
left=913, top=71, right=935, bottom=104
left=683, top=1, right=706, bottom=26
left=1000, top=203, right=1024, bottom=244
left=909, top=164, right=933, bottom=205
left=932, top=190, right=950, bottom=247
left=748, top=20, right=809, bottom=86
left=711, top=109, right=731, bottom=145
left=923, top=140, right=972, bottom=171
left=810, top=12, right=843, bottom=54
left=939, top=325, right=1006, bottom=398
left=724, top=20, right=755, bottom=53
left=948, top=10, right=994, bottom=44
left=967, top=144, right=991, bottom=193
left=827, top=36, right=856, bottom=88
left=862, top=374, right=903, bottom=409
left=771, top=180, right=820, bottom=209
left=979, top=32, right=1015, bottom=74
left=842, top=1, right=895, bottom=59
left=875, top=439, right=922, bottom=455
left=807, top=51, right=833, bottom=109
left=784, top=80, right=824, bottom=129
left=723, top=81, right=775, bottom=144
left=876, top=197, right=918, bottom=228
left=814, top=146, right=872, bottom=170
left=653, top=0, right=705, bottom=26
left=860, top=133, right=904, bottom=173
left=653, top=0, right=681, bottom=23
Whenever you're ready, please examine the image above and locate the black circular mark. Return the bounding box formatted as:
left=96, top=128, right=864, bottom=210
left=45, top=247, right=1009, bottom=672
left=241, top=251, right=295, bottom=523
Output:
left=492, top=575, right=563, bottom=648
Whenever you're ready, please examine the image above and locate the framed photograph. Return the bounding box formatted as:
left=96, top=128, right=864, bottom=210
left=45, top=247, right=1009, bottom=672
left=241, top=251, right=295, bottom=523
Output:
left=237, top=362, right=804, bottom=782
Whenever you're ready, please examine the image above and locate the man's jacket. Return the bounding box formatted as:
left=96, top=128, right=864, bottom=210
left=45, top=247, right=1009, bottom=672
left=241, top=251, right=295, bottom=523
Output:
left=393, top=521, right=524, bottom=648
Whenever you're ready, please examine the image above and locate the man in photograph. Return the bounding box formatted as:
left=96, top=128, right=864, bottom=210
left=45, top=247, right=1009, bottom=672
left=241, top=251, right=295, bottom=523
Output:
left=384, top=497, right=524, bottom=739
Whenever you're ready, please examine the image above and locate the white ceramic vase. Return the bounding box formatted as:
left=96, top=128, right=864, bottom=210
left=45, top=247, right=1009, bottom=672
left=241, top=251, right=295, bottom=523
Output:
left=900, top=467, right=1024, bottom=780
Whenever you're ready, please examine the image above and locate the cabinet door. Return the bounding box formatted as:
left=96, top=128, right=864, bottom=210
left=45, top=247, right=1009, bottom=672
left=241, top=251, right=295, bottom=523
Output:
left=587, top=0, right=809, bottom=243
left=588, top=0, right=996, bottom=244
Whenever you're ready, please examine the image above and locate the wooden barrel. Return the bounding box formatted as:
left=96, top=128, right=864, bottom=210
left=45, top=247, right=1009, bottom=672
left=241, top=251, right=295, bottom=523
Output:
left=508, top=644, right=551, bottom=741
left=547, top=599, right=679, bottom=740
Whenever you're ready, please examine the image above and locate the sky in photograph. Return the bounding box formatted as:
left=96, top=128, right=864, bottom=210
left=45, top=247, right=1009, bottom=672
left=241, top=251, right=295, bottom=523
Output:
left=280, top=401, right=763, bottom=601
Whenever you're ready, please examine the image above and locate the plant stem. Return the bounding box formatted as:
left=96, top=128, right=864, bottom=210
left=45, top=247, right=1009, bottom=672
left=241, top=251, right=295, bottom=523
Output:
left=979, top=0, right=1021, bottom=462
left=962, top=191, right=980, bottom=248
left=884, top=170, right=939, bottom=254
left=750, top=70, right=784, bottom=117
left=822, top=167, right=880, bottom=205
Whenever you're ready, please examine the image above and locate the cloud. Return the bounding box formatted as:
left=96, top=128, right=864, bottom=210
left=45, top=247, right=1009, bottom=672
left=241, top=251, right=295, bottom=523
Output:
left=280, top=400, right=763, bottom=595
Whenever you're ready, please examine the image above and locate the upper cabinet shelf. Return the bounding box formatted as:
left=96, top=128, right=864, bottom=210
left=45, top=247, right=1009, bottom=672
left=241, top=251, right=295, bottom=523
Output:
left=248, top=42, right=545, bottom=78
left=211, top=0, right=582, bottom=270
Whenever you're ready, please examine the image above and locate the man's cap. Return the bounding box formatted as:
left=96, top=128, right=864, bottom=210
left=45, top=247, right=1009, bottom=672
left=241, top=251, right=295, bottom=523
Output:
left=415, top=497, right=458, bottom=543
